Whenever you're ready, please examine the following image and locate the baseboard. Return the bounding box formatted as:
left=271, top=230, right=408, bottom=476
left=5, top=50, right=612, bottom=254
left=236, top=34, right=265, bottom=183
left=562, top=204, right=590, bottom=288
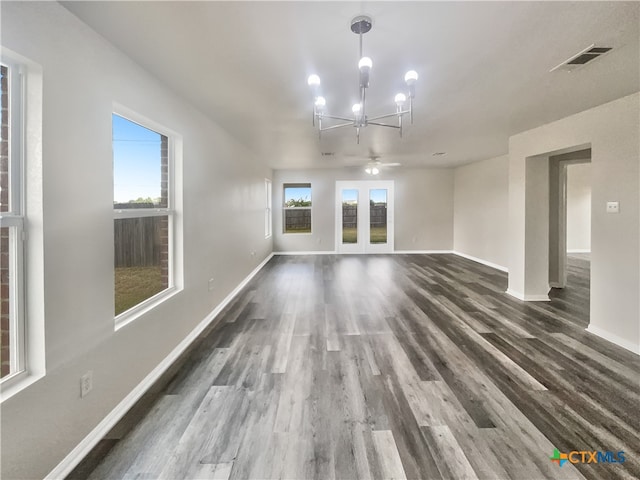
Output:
left=452, top=251, right=508, bottom=272
left=393, top=250, right=453, bottom=254
left=273, top=250, right=336, bottom=255
left=586, top=324, right=640, bottom=355
left=45, top=253, right=275, bottom=480
left=567, top=249, right=591, bottom=253
left=505, top=289, right=550, bottom=302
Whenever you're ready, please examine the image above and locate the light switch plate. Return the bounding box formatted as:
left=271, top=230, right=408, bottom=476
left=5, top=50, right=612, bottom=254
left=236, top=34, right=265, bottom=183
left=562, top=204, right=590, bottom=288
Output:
left=606, top=201, right=619, bottom=214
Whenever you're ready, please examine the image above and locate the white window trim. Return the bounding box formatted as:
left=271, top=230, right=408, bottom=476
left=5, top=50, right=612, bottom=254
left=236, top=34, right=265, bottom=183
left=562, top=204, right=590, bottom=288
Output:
left=112, top=107, right=179, bottom=330
left=265, top=178, right=272, bottom=239
left=0, top=58, right=26, bottom=385
left=0, top=47, right=46, bottom=402
left=283, top=183, right=312, bottom=235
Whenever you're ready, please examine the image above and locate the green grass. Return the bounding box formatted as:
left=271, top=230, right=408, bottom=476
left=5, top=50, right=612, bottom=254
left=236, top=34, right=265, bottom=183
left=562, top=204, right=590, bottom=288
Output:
left=284, top=227, right=311, bottom=233
left=115, top=265, right=164, bottom=316
left=341, top=226, right=387, bottom=244
left=342, top=227, right=357, bottom=243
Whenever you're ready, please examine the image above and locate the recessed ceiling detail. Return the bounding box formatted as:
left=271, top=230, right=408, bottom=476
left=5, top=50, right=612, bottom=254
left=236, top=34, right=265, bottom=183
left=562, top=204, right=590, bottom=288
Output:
left=550, top=44, right=613, bottom=72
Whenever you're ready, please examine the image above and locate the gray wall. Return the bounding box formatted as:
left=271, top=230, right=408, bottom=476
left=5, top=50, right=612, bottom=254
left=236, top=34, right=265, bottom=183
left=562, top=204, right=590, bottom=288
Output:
left=566, top=163, right=592, bottom=252
left=273, top=168, right=454, bottom=252
left=453, top=155, right=509, bottom=269
left=508, top=92, right=639, bottom=353
left=1, top=3, right=272, bottom=479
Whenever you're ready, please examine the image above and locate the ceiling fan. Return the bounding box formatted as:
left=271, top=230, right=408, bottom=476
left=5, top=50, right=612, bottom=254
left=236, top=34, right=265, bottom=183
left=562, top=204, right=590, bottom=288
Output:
left=344, top=150, right=401, bottom=174
left=363, top=157, right=401, bottom=175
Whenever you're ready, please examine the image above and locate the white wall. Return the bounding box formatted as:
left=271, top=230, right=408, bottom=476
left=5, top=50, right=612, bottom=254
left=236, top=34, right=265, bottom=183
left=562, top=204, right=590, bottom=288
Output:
left=566, top=163, right=591, bottom=252
left=453, top=155, right=509, bottom=269
left=508, top=93, right=639, bottom=353
left=0, top=3, right=272, bottom=479
left=273, top=168, right=454, bottom=253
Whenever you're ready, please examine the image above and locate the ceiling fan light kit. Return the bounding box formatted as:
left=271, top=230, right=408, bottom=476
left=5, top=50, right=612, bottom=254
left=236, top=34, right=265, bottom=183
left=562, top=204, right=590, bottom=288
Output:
left=307, top=15, right=418, bottom=144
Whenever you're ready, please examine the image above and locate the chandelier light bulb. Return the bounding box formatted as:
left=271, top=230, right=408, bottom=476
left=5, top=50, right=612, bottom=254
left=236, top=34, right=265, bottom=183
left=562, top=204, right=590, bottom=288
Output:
left=371, top=167, right=380, bottom=175
left=307, top=15, right=417, bottom=143
left=365, top=167, right=372, bottom=174
left=307, top=74, right=321, bottom=87
left=404, top=70, right=418, bottom=84
left=358, top=57, right=373, bottom=71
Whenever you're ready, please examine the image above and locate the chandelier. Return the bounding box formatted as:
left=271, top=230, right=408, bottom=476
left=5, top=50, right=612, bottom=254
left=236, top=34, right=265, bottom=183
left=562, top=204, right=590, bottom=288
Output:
left=307, top=15, right=418, bottom=144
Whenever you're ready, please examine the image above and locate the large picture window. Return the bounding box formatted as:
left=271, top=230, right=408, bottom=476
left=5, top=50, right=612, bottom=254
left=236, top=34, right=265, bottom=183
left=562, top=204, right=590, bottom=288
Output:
left=0, top=62, right=25, bottom=380
left=283, top=183, right=312, bottom=234
left=113, top=113, right=173, bottom=321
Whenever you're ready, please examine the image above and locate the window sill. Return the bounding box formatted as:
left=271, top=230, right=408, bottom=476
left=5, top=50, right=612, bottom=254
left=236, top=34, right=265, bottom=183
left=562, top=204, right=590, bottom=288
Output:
left=115, top=286, right=180, bottom=331
left=0, top=369, right=45, bottom=403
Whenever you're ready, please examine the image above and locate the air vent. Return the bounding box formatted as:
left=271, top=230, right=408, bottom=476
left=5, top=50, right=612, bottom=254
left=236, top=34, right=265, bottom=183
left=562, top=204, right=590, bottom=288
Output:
left=320, top=152, right=335, bottom=157
left=550, top=44, right=612, bottom=72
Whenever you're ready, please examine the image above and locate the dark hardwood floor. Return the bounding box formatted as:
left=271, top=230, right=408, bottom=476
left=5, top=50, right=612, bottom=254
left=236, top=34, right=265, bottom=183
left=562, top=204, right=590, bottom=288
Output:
left=68, top=254, right=639, bottom=480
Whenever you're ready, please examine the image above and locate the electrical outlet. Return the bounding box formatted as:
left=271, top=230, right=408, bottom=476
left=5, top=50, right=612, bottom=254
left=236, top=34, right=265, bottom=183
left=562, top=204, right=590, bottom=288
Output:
left=80, top=371, right=93, bottom=398
left=208, top=278, right=215, bottom=291
left=606, top=201, right=619, bottom=214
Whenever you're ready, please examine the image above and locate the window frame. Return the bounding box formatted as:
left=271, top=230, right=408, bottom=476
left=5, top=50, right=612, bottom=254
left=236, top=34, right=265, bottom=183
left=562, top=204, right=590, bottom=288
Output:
left=0, top=59, right=26, bottom=383
left=265, top=178, right=272, bottom=239
left=112, top=109, right=177, bottom=329
left=283, top=182, right=312, bottom=235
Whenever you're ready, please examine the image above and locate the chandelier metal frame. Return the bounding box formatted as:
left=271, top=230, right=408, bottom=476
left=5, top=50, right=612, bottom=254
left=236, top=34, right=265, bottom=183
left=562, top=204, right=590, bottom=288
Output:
left=308, top=15, right=418, bottom=144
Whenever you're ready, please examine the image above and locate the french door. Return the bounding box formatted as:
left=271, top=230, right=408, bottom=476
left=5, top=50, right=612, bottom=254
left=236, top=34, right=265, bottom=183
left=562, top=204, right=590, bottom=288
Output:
left=336, top=180, right=394, bottom=254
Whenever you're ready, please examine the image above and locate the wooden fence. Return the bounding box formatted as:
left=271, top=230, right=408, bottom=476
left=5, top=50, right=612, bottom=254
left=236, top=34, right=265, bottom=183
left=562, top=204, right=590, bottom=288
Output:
left=342, top=204, right=387, bottom=228
left=114, top=203, right=167, bottom=267
left=284, top=208, right=312, bottom=232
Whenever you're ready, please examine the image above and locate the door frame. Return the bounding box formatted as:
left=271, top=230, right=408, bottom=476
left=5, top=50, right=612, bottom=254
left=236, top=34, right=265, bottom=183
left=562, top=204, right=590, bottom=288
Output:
left=335, top=180, right=394, bottom=254
left=548, top=149, right=591, bottom=288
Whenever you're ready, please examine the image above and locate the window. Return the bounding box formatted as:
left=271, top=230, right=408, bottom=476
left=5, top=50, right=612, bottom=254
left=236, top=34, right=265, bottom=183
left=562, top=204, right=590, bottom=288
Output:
left=283, top=183, right=312, bottom=234
left=265, top=179, right=272, bottom=238
left=0, top=62, right=25, bottom=380
left=113, top=113, right=174, bottom=321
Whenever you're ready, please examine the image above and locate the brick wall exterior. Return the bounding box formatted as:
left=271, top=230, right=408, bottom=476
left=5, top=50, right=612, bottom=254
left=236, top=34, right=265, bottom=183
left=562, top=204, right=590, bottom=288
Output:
left=1, top=65, right=10, bottom=377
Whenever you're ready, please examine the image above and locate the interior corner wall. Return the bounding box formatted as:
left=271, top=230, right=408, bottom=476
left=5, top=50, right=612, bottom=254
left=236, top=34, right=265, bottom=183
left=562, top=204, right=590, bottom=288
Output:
left=566, top=163, right=592, bottom=252
left=508, top=92, right=640, bottom=353
left=1, top=3, right=272, bottom=479
left=272, top=168, right=454, bottom=253
left=453, top=155, right=509, bottom=269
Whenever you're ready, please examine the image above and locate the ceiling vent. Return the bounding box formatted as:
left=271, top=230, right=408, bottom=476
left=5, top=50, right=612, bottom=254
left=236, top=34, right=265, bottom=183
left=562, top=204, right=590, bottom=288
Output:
left=550, top=44, right=612, bottom=72
left=320, top=152, right=335, bottom=157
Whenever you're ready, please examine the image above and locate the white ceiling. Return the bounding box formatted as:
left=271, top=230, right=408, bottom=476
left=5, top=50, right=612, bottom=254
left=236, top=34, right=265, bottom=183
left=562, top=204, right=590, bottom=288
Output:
left=62, top=1, right=639, bottom=170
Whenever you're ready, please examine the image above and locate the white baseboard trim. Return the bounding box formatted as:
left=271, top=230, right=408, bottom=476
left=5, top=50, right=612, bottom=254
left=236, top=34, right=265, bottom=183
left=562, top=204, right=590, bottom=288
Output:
left=505, top=289, right=550, bottom=302
left=452, top=251, right=508, bottom=272
left=273, top=250, right=336, bottom=255
left=567, top=249, right=591, bottom=253
left=586, top=324, right=640, bottom=355
left=393, top=250, right=453, bottom=254
left=45, top=253, right=275, bottom=480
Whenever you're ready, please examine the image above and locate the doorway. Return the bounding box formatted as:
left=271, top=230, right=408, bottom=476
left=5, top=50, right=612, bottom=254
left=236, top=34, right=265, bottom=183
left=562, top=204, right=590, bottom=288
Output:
left=335, top=180, right=394, bottom=254
left=548, top=149, right=591, bottom=289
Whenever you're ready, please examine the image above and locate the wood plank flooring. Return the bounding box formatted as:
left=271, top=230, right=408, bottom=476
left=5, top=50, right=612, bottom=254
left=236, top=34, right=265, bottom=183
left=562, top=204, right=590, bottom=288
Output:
left=68, top=254, right=640, bottom=480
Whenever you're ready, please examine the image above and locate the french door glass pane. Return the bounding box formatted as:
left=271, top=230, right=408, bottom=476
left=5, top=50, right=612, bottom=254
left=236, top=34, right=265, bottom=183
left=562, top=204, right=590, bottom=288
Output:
left=370, top=189, right=387, bottom=244
left=342, top=189, right=358, bottom=244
